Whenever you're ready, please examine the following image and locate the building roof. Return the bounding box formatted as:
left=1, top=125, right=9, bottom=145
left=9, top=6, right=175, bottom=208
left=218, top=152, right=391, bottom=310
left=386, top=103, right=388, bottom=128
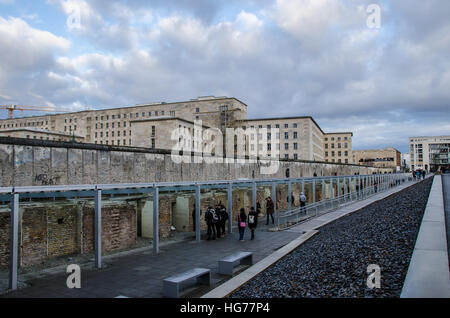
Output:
left=0, top=127, right=83, bottom=138
left=0, top=96, right=247, bottom=121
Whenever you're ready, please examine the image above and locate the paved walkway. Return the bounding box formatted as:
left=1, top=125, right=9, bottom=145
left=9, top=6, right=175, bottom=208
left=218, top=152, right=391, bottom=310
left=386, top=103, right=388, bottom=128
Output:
left=1, top=178, right=419, bottom=298
left=401, top=175, right=450, bottom=298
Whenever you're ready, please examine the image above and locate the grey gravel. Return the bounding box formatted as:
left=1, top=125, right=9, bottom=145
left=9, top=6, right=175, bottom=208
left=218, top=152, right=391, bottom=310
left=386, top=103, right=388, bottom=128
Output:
left=229, top=177, right=433, bottom=298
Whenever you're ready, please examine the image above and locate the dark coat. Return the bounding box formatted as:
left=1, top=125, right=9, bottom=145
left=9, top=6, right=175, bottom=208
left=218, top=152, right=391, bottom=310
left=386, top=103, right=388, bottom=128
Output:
left=266, top=199, right=274, bottom=214
left=238, top=211, right=247, bottom=228
left=248, top=210, right=258, bottom=228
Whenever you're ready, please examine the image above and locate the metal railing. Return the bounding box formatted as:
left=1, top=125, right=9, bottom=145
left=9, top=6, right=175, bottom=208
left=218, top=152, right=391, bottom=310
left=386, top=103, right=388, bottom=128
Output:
left=277, top=173, right=414, bottom=230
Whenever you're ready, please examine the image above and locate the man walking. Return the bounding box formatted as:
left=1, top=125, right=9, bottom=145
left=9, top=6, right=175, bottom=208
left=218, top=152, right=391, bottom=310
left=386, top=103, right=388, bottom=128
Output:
left=205, top=206, right=217, bottom=240
left=299, top=192, right=307, bottom=215
left=266, top=196, right=275, bottom=225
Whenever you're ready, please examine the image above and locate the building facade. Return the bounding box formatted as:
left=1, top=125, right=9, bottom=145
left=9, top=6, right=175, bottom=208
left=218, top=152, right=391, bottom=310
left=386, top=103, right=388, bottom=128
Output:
left=352, top=147, right=401, bottom=170
left=323, top=132, right=353, bottom=164
left=409, top=136, right=450, bottom=172
left=0, top=96, right=353, bottom=163
left=0, top=128, right=84, bottom=142
left=234, top=117, right=325, bottom=161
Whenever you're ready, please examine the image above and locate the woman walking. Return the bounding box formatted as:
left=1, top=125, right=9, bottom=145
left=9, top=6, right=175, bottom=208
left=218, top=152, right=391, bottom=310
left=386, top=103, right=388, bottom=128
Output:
left=248, top=206, right=258, bottom=240
left=237, top=208, right=247, bottom=241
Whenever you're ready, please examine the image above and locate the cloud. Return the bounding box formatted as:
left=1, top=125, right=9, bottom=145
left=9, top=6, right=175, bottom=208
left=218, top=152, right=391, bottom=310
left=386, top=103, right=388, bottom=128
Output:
left=1, top=0, right=449, bottom=152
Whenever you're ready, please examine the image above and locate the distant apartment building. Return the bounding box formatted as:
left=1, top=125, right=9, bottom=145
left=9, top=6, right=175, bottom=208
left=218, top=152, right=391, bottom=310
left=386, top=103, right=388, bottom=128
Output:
left=353, top=147, right=401, bottom=170
left=0, top=96, right=353, bottom=163
left=409, top=136, right=450, bottom=172
left=323, top=132, right=353, bottom=164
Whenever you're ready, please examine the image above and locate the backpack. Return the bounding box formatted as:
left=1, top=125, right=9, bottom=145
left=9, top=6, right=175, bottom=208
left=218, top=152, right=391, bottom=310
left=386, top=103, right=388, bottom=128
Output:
left=220, top=208, right=228, bottom=221
left=210, top=209, right=219, bottom=224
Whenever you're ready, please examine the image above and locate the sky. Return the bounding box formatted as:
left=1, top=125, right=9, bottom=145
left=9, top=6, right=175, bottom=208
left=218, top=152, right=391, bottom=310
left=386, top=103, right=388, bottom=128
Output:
left=0, top=0, right=449, bottom=153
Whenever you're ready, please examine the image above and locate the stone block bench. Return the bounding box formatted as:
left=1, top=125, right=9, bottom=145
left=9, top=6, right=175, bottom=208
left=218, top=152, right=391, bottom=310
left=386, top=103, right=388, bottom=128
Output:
left=163, top=267, right=211, bottom=298
left=218, top=251, right=253, bottom=276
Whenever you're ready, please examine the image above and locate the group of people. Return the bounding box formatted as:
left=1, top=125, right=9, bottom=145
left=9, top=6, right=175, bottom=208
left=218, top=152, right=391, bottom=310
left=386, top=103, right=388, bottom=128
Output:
left=192, top=192, right=308, bottom=242
left=412, top=169, right=427, bottom=180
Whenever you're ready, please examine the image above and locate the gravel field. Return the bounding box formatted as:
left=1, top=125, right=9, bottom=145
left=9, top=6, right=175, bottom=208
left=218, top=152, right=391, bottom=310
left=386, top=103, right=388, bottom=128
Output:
left=230, top=177, right=433, bottom=298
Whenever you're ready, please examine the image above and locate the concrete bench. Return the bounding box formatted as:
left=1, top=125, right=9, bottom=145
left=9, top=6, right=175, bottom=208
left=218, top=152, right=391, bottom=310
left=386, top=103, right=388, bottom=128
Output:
left=218, top=251, right=253, bottom=276
left=163, top=267, right=211, bottom=298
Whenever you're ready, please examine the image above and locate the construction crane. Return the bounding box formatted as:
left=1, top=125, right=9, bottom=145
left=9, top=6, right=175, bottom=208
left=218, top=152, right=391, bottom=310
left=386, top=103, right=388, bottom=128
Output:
left=0, top=105, right=72, bottom=119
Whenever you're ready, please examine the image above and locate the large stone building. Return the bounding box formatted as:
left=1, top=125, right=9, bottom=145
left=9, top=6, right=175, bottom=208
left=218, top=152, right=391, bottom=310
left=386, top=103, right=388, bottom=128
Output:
left=352, top=147, right=401, bottom=170
left=409, top=136, right=450, bottom=172
left=0, top=96, right=353, bottom=162
left=323, top=132, right=353, bottom=164
left=0, top=127, right=84, bottom=142
left=235, top=117, right=326, bottom=161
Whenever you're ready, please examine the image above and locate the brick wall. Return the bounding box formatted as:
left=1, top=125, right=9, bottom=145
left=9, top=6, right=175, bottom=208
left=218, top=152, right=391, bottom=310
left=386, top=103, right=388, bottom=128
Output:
left=0, top=200, right=137, bottom=268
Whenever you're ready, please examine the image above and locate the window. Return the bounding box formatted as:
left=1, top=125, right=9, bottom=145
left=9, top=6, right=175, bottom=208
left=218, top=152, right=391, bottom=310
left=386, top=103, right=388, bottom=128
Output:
left=284, top=124, right=288, bottom=128
left=267, top=124, right=271, bottom=129
left=112, top=123, right=114, bottom=128
left=136, top=113, right=139, bottom=118
left=170, top=111, right=175, bottom=116
left=161, top=111, right=165, bottom=115
left=130, top=113, right=133, bottom=118
left=275, top=124, right=280, bottom=128
left=106, top=123, right=109, bottom=129
left=101, top=116, right=104, bottom=120
left=338, top=143, right=341, bottom=148
left=294, top=143, right=298, bottom=150
left=152, top=126, right=156, bottom=136
left=325, top=144, right=328, bottom=149
left=268, top=144, right=272, bottom=151
left=106, top=115, right=109, bottom=120
left=331, top=144, right=335, bottom=149
left=196, top=108, right=200, bottom=113
left=151, top=138, right=155, bottom=148
left=332, top=151, right=335, bottom=156
left=338, top=151, right=342, bottom=156
left=293, top=132, right=298, bottom=139
left=284, top=132, right=289, bottom=139
left=325, top=151, right=329, bottom=157
left=345, top=143, right=348, bottom=148
left=345, top=151, right=348, bottom=156
left=142, top=112, right=145, bottom=117
left=258, top=125, right=263, bottom=129
left=267, top=133, right=271, bottom=140
left=285, top=143, right=289, bottom=150
left=124, top=122, right=126, bottom=127
left=285, top=154, right=289, bottom=159
left=294, top=154, right=298, bottom=160
left=293, top=123, right=297, bottom=128
left=155, top=111, right=158, bottom=116
left=112, top=115, right=115, bottom=120
left=124, top=131, right=126, bottom=136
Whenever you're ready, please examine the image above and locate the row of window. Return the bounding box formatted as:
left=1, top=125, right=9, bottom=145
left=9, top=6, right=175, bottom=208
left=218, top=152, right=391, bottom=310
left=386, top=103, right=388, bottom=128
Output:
left=94, top=110, right=175, bottom=121
left=249, top=132, right=299, bottom=140
left=94, top=139, right=132, bottom=146
left=325, top=143, right=348, bottom=149
left=326, top=159, right=349, bottom=163
left=94, top=130, right=132, bottom=138
left=326, top=151, right=349, bottom=157
left=0, top=121, right=48, bottom=129
left=325, top=136, right=349, bottom=141
left=249, top=142, right=300, bottom=151
left=242, top=123, right=299, bottom=130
